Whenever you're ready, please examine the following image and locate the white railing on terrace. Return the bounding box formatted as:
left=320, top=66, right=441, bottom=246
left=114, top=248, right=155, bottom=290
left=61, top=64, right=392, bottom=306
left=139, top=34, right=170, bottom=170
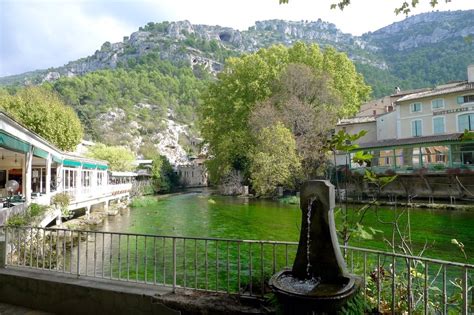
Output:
left=64, top=183, right=132, bottom=203
left=1, top=226, right=472, bottom=314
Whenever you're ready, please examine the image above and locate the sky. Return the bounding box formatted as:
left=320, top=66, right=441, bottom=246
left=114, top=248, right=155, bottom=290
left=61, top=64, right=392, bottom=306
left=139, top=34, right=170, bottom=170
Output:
left=0, top=0, right=473, bottom=77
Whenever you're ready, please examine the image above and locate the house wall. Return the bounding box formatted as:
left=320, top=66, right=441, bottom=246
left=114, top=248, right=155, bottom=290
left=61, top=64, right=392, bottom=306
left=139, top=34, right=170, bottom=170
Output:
left=178, top=164, right=208, bottom=187
left=376, top=111, right=398, bottom=140
left=336, top=121, right=377, bottom=144
left=398, top=92, right=474, bottom=138
left=335, top=121, right=376, bottom=166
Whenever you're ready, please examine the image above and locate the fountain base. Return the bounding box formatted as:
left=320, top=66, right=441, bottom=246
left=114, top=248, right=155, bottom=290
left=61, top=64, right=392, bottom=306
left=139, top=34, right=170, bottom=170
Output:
left=269, top=270, right=360, bottom=314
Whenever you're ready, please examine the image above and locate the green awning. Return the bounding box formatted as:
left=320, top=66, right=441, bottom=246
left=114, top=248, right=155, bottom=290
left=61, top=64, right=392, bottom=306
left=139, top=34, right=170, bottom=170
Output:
left=0, top=131, right=30, bottom=153
left=82, top=162, right=97, bottom=169
left=33, top=147, right=49, bottom=159
left=63, top=159, right=82, bottom=167
left=52, top=155, right=63, bottom=164
left=97, top=164, right=108, bottom=170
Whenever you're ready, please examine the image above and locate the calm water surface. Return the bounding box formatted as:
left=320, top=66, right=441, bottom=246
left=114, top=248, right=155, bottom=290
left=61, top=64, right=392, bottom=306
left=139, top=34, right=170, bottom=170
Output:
left=98, top=191, right=474, bottom=263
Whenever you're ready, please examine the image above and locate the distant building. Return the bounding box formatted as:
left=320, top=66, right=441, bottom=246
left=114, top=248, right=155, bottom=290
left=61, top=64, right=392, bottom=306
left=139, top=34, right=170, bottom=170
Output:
left=178, top=156, right=208, bottom=187
left=335, top=65, right=474, bottom=199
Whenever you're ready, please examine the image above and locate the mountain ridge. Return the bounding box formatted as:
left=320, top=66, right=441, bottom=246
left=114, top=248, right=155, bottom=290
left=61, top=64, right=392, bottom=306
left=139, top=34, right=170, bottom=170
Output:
left=2, top=9, right=473, bottom=93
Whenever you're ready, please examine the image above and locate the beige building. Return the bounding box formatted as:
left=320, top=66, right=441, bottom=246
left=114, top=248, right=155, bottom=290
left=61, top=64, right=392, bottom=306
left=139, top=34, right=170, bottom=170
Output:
left=396, top=67, right=474, bottom=139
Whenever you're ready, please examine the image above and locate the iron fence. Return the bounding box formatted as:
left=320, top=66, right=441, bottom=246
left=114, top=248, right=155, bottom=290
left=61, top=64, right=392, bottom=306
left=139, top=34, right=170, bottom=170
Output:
left=0, top=226, right=472, bottom=314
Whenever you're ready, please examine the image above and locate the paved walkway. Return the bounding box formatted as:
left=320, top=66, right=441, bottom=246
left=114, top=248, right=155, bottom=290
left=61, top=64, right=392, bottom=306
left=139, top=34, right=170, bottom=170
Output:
left=0, top=303, right=52, bottom=315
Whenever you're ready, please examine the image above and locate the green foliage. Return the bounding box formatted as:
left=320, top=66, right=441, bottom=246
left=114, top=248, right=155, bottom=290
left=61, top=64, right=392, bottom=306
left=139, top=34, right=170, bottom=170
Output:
left=461, top=130, right=474, bottom=141
left=155, top=156, right=180, bottom=193
left=6, top=214, right=29, bottom=227
left=279, top=195, right=300, bottom=205
left=328, top=129, right=368, bottom=152
left=51, top=192, right=72, bottom=218
left=364, top=169, right=397, bottom=189
left=0, top=87, right=83, bottom=150
left=28, top=203, right=48, bottom=217
left=130, top=196, right=159, bottom=208
left=339, top=290, right=371, bottom=314
left=250, top=123, right=301, bottom=196
left=48, top=52, right=208, bottom=141
left=87, top=144, right=135, bottom=171
left=200, top=42, right=370, bottom=183
left=352, top=150, right=373, bottom=166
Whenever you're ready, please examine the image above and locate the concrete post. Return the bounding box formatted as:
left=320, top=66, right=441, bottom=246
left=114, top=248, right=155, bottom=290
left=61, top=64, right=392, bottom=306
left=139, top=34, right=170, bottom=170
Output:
left=86, top=205, right=91, bottom=218
left=56, top=214, right=62, bottom=226
left=0, top=230, right=6, bottom=268
left=56, top=163, right=63, bottom=193
left=103, top=201, right=109, bottom=212
left=25, top=148, right=33, bottom=204
left=45, top=154, right=51, bottom=196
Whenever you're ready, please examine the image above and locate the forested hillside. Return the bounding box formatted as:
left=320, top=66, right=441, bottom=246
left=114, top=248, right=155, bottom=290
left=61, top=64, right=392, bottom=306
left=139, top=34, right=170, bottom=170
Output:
left=0, top=10, right=472, bottom=160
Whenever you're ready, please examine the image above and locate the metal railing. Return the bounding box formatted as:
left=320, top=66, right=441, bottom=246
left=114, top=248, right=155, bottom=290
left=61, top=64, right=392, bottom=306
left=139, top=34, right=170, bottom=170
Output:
left=0, top=226, right=472, bottom=314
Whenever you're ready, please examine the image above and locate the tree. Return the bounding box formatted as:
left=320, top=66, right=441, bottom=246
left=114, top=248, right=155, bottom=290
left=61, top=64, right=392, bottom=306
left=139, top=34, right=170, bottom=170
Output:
left=279, top=0, right=453, bottom=15
left=250, top=123, right=301, bottom=196
left=199, top=42, right=370, bottom=182
left=250, top=64, right=343, bottom=178
left=0, top=87, right=83, bottom=151
left=87, top=144, right=135, bottom=171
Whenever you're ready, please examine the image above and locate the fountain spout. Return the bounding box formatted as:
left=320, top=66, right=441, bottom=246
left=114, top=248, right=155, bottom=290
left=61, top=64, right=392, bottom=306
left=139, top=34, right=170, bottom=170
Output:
left=292, top=180, right=347, bottom=281
left=269, top=180, right=360, bottom=314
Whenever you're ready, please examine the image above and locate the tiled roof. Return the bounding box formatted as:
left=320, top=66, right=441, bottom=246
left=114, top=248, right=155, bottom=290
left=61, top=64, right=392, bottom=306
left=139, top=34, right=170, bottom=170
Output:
left=357, top=133, right=464, bottom=150
left=396, top=82, right=474, bottom=103
left=337, top=116, right=376, bottom=125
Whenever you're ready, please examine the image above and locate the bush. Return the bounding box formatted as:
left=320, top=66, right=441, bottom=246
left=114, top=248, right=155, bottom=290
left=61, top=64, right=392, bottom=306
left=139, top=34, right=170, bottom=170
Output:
left=130, top=196, right=159, bottom=208
left=28, top=203, right=48, bottom=217
left=279, top=195, right=300, bottom=205
left=51, top=193, right=72, bottom=218
left=6, top=214, right=28, bottom=227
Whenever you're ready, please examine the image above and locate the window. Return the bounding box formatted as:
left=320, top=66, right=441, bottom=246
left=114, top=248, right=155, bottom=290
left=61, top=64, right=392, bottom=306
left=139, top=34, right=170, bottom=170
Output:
left=411, top=120, right=422, bottom=137
left=458, top=113, right=474, bottom=132
left=433, top=116, right=445, bottom=134
left=431, top=99, right=444, bottom=110
left=410, top=102, right=422, bottom=113
left=458, top=95, right=474, bottom=105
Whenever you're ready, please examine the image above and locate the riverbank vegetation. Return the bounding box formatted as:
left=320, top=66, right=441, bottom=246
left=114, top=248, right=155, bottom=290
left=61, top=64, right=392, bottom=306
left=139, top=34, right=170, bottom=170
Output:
left=199, top=42, right=371, bottom=196
left=6, top=203, right=49, bottom=227
left=130, top=196, right=159, bottom=208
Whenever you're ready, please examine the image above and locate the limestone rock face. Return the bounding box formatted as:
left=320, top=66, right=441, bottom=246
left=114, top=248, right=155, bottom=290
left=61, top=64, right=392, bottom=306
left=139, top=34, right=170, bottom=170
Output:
left=2, top=11, right=473, bottom=86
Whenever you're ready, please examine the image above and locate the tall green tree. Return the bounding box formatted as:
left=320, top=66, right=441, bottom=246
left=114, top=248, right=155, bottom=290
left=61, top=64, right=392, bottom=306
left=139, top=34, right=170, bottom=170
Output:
left=199, top=42, right=370, bottom=183
left=87, top=144, right=135, bottom=171
left=0, top=87, right=83, bottom=151
left=250, top=123, right=301, bottom=196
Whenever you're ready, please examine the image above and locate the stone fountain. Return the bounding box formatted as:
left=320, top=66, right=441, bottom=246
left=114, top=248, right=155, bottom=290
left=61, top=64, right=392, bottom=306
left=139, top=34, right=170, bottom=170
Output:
left=269, top=180, right=360, bottom=314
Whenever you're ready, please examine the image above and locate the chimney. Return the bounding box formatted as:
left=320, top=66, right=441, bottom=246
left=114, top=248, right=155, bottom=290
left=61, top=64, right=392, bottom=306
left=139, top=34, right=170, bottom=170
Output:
left=468, top=64, right=474, bottom=83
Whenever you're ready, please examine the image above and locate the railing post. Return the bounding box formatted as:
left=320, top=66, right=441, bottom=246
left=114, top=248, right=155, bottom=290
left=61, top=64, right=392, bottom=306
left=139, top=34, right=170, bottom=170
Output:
left=172, top=238, right=177, bottom=293
left=0, top=226, right=7, bottom=268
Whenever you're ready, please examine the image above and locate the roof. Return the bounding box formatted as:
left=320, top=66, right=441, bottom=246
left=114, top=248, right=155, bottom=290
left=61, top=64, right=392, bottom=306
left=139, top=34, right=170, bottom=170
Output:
left=356, top=133, right=464, bottom=150
left=390, top=88, right=431, bottom=98
left=396, top=82, right=474, bottom=103
left=111, top=171, right=137, bottom=177
left=337, top=116, right=376, bottom=126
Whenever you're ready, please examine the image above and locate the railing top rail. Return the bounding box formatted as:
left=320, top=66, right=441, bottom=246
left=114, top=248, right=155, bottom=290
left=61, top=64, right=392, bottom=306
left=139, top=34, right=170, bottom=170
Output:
left=0, top=225, right=299, bottom=245
left=2, top=225, right=473, bottom=269
left=341, top=245, right=474, bottom=268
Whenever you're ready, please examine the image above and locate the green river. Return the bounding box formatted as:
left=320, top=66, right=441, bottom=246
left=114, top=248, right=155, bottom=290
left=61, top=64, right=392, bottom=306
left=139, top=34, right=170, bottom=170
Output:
left=98, top=190, right=474, bottom=264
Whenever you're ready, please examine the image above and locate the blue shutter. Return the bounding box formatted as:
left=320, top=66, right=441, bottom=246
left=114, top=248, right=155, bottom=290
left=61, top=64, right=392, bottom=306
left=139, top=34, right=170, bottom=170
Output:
left=459, top=114, right=469, bottom=132
left=457, top=96, right=465, bottom=105
left=433, top=117, right=444, bottom=134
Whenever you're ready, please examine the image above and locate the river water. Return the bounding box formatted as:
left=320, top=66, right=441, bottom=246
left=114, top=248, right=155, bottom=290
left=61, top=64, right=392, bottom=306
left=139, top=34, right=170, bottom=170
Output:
left=95, top=190, right=474, bottom=264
